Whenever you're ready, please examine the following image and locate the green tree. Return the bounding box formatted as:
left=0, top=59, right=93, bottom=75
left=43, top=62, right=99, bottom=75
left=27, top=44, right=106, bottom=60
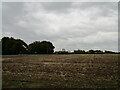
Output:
left=2, top=37, right=28, bottom=55
left=88, top=50, right=95, bottom=54
left=55, top=49, right=69, bottom=54
left=28, top=41, right=55, bottom=54
left=74, top=49, right=85, bottom=54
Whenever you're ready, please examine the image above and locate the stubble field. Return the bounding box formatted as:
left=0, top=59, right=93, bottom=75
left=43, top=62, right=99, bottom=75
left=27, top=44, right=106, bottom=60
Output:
left=2, top=54, right=119, bottom=88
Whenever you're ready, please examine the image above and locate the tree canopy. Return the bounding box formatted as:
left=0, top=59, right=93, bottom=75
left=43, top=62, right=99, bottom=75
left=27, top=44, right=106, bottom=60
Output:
left=2, top=37, right=28, bottom=55
left=28, top=41, right=55, bottom=54
left=1, top=37, right=55, bottom=55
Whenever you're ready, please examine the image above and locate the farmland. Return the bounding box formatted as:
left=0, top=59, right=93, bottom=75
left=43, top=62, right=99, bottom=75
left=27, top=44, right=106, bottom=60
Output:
left=2, top=54, right=119, bottom=88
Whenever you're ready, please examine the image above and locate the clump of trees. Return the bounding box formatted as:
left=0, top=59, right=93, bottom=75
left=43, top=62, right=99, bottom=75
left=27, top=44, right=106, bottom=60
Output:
left=55, top=49, right=69, bottom=54
left=1, top=37, right=55, bottom=55
left=55, top=49, right=118, bottom=54
left=104, top=50, right=116, bottom=54
left=2, top=37, right=28, bottom=55
left=73, top=49, right=117, bottom=54
left=87, top=50, right=104, bottom=54
left=28, top=41, right=55, bottom=54
left=74, top=49, right=85, bottom=54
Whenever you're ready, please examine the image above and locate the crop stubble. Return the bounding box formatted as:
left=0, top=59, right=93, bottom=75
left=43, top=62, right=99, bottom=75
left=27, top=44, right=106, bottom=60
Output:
left=2, top=54, right=119, bottom=88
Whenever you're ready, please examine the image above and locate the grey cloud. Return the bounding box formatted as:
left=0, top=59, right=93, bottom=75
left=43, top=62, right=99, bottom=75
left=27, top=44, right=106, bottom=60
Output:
left=2, top=2, right=118, bottom=51
left=71, top=2, right=117, bottom=12
left=2, top=2, right=24, bottom=24
left=41, top=2, right=72, bottom=13
left=71, top=2, right=118, bottom=21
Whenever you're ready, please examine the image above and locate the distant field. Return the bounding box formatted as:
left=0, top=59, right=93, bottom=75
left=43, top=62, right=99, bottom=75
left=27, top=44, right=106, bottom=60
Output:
left=2, top=54, right=119, bottom=88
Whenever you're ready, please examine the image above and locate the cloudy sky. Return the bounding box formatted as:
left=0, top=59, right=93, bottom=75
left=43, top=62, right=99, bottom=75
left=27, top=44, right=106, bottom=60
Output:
left=2, top=2, right=118, bottom=51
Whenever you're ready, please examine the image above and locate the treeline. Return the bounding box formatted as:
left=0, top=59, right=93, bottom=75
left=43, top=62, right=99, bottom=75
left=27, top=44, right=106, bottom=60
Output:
left=55, top=49, right=119, bottom=54
left=1, top=37, right=119, bottom=55
left=1, top=37, right=55, bottom=55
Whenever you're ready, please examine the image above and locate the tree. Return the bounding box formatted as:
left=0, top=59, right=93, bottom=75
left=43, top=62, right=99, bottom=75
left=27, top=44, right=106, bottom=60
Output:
left=55, top=48, right=69, bottom=54
left=74, top=49, right=85, bottom=54
left=104, top=50, right=115, bottom=54
left=28, top=41, right=55, bottom=54
left=1, top=37, right=28, bottom=55
left=94, top=50, right=103, bottom=54
left=88, top=50, right=95, bottom=54
left=87, top=49, right=104, bottom=54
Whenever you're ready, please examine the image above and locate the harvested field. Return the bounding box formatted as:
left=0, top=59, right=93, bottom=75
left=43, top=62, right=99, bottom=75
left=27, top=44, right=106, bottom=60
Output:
left=2, top=54, right=119, bottom=88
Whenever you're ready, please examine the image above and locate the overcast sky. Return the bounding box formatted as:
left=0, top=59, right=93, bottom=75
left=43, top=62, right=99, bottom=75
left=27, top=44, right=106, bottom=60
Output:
left=2, top=2, right=118, bottom=51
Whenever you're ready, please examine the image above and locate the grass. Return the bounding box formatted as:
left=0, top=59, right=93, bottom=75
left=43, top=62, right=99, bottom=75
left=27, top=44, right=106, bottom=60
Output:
left=2, top=54, right=119, bottom=88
